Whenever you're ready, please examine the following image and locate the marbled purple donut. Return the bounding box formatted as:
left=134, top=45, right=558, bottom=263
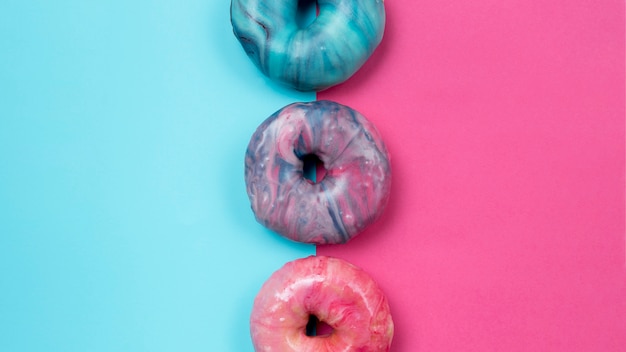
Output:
left=245, top=100, right=391, bottom=244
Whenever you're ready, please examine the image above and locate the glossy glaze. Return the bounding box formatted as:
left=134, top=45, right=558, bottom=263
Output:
left=250, top=256, right=394, bottom=351
left=245, top=100, right=391, bottom=244
left=231, top=0, right=386, bottom=91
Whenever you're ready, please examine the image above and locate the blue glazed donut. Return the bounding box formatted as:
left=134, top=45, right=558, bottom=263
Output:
left=230, top=0, right=386, bottom=91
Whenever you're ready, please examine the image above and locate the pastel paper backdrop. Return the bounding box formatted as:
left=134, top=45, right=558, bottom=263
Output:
left=0, top=1, right=314, bottom=351
left=319, top=1, right=626, bottom=351
left=1, top=1, right=624, bottom=352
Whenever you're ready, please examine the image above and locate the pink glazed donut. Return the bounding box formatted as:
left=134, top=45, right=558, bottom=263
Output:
left=245, top=100, right=391, bottom=244
left=250, top=256, right=394, bottom=351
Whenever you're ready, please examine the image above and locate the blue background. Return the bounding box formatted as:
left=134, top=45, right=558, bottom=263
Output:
left=0, top=1, right=315, bottom=350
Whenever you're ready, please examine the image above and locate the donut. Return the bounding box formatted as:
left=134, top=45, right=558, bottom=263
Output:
left=230, top=0, right=386, bottom=91
left=250, top=255, right=394, bottom=351
left=245, top=100, right=391, bottom=244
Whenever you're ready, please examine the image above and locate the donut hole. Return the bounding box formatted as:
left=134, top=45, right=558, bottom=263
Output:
left=302, top=154, right=327, bottom=184
left=305, top=314, right=334, bottom=337
left=295, top=0, right=318, bottom=29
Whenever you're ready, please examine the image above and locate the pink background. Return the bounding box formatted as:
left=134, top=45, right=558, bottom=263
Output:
left=319, top=1, right=626, bottom=350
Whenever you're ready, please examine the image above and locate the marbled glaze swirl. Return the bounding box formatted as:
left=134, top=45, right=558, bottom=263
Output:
left=231, top=0, right=385, bottom=91
left=251, top=256, right=394, bottom=352
left=245, top=100, right=391, bottom=244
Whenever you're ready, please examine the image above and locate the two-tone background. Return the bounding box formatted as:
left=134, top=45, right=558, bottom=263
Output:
left=1, top=1, right=624, bottom=351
